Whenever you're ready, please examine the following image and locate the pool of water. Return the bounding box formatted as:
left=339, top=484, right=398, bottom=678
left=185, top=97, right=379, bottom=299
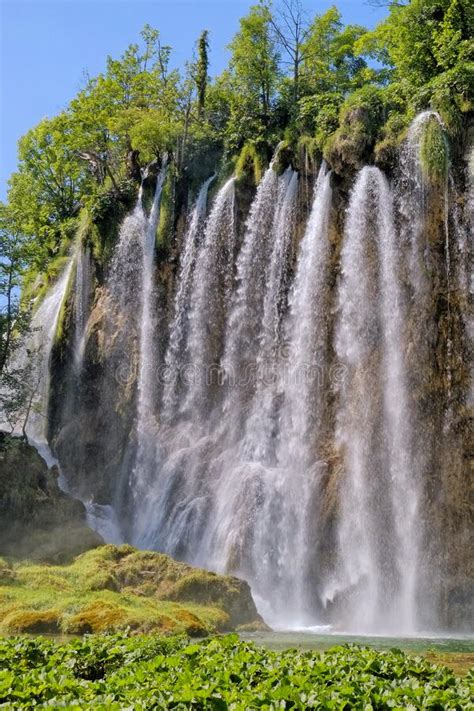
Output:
left=241, top=630, right=474, bottom=654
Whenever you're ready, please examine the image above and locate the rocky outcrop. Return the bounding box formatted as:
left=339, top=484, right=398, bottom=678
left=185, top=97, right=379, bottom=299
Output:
left=43, top=126, right=472, bottom=631
left=0, top=433, right=103, bottom=562
left=0, top=544, right=267, bottom=635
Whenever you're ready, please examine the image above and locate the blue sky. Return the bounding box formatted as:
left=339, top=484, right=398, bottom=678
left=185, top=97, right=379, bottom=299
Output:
left=0, top=0, right=388, bottom=201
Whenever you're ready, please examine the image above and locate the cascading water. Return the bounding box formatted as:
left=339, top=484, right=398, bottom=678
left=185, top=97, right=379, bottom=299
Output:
left=132, top=176, right=237, bottom=547
left=273, top=163, right=333, bottom=622
left=220, top=165, right=279, bottom=413
left=194, top=168, right=302, bottom=623
left=213, top=164, right=333, bottom=627
left=80, top=166, right=166, bottom=543
left=399, top=111, right=454, bottom=404
left=181, top=177, right=236, bottom=417
left=21, top=261, right=74, bottom=464
left=73, top=244, right=92, bottom=371
left=162, top=174, right=215, bottom=420
left=333, top=166, right=420, bottom=634
left=278, top=163, right=332, bottom=466
left=34, top=110, right=470, bottom=634
left=135, top=165, right=168, bottom=434
left=241, top=167, right=298, bottom=461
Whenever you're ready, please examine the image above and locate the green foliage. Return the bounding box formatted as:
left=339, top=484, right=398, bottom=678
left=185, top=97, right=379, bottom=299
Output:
left=356, top=0, right=473, bottom=132
left=195, top=30, right=210, bottom=118
left=420, top=116, right=450, bottom=186
left=228, top=4, right=279, bottom=120
left=156, top=168, right=176, bottom=247
left=323, top=86, right=386, bottom=173
left=234, top=143, right=264, bottom=186
left=2, top=1, right=472, bottom=313
left=0, top=633, right=472, bottom=708
left=0, top=207, right=36, bottom=431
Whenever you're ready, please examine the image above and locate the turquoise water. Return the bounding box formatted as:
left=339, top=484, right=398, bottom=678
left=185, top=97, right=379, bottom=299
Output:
left=241, top=631, right=474, bottom=654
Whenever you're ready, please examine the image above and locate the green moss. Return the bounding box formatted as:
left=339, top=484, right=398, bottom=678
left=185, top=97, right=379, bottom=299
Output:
left=424, top=651, right=474, bottom=677
left=297, top=135, right=319, bottom=166
left=77, top=207, right=102, bottom=263
left=53, top=260, right=75, bottom=346
left=156, top=166, right=176, bottom=248
left=0, top=557, right=14, bottom=584
left=419, top=117, right=449, bottom=187
left=83, top=176, right=137, bottom=266
left=272, top=140, right=296, bottom=176
left=2, top=608, right=61, bottom=634
left=339, top=86, right=385, bottom=136
left=323, top=86, right=386, bottom=174
left=234, top=143, right=264, bottom=186
left=0, top=545, right=262, bottom=636
left=22, top=254, right=71, bottom=312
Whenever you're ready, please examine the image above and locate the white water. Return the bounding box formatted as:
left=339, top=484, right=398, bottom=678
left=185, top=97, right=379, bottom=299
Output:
left=241, top=167, right=298, bottom=461
left=273, top=163, right=333, bottom=622
left=162, top=174, right=215, bottom=420
left=23, top=262, right=74, bottom=462
left=132, top=176, right=237, bottom=547
left=220, top=165, right=279, bottom=408
left=136, top=166, right=168, bottom=431
left=182, top=177, right=236, bottom=417
left=333, top=166, right=421, bottom=634
left=129, top=166, right=168, bottom=512
left=73, top=244, right=92, bottom=371
left=22, top=112, right=469, bottom=635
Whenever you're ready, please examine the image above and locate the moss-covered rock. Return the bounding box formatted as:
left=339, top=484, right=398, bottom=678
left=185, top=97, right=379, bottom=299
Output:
left=0, top=544, right=267, bottom=635
left=2, top=609, right=61, bottom=634
left=324, top=87, right=385, bottom=176
left=235, top=143, right=264, bottom=187
left=0, top=433, right=103, bottom=562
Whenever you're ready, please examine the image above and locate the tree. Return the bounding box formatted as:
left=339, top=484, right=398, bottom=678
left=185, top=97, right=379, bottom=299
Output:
left=228, top=4, right=280, bottom=123
left=195, top=30, right=210, bottom=118
left=356, top=0, right=473, bottom=124
left=0, top=207, right=35, bottom=434
left=266, top=0, right=311, bottom=106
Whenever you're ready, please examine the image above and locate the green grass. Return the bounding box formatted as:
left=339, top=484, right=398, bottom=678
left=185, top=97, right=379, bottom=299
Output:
left=0, top=633, right=472, bottom=709
left=0, top=545, right=262, bottom=636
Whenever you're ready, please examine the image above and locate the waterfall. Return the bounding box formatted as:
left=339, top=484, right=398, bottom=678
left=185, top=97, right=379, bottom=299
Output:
left=273, top=163, right=333, bottom=622
left=399, top=112, right=454, bottom=402
left=6, top=260, right=74, bottom=465
left=376, top=167, right=421, bottom=631
left=242, top=167, right=298, bottom=461
left=278, top=163, right=332, bottom=465
left=36, top=114, right=469, bottom=634
left=73, top=244, right=92, bottom=371
left=333, top=166, right=420, bottom=633
left=136, top=165, right=167, bottom=431
left=399, top=111, right=443, bottom=294
left=181, top=177, right=236, bottom=417
left=220, top=165, right=279, bottom=409
left=162, top=174, right=215, bottom=420
left=105, top=194, right=147, bottom=345
left=131, top=165, right=168, bottom=504
left=131, top=176, right=236, bottom=548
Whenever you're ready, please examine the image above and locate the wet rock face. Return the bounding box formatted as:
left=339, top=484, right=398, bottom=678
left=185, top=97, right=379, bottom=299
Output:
left=45, top=135, right=473, bottom=632
left=0, top=433, right=103, bottom=562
